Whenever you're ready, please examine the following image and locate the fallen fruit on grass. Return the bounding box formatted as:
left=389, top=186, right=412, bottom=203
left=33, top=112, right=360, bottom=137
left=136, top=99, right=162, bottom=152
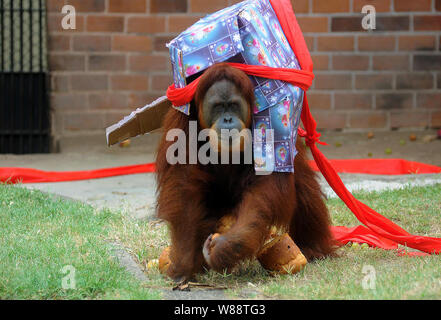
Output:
left=409, top=134, right=417, bottom=142
left=159, top=247, right=171, bottom=274
left=385, top=148, right=392, bottom=155
left=361, top=243, right=369, bottom=249
left=422, top=134, right=437, bottom=143
left=147, top=259, right=159, bottom=270
left=351, top=242, right=360, bottom=249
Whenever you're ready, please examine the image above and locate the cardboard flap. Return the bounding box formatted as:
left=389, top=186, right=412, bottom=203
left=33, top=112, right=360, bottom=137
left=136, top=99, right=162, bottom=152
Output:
left=106, top=96, right=171, bottom=146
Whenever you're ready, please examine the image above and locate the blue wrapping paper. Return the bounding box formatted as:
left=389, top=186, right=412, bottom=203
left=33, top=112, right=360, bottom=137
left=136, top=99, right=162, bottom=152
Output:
left=167, top=0, right=304, bottom=173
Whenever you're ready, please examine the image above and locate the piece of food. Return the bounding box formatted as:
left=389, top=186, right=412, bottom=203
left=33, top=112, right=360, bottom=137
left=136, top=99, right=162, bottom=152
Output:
left=158, top=246, right=171, bottom=274
left=147, top=259, right=159, bottom=270
left=119, top=139, right=131, bottom=148
left=367, top=132, right=374, bottom=139
left=409, top=134, right=417, bottom=142
left=257, top=233, right=307, bottom=274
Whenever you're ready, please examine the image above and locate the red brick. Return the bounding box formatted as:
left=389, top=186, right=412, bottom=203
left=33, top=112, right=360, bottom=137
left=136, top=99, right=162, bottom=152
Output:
left=333, top=55, right=369, bottom=70
left=129, top=55, right=169, bottom=72
left=49, top=54, right=85, bottom=71
left=376, top=93, right=413, bottom=110
left=317, top=36, right=354, bottom=51
left=313, top=112, right=347, bottom=129
left=68, top=0, right=105, bottom=12
left=88, top=55, right=127, bottom=71
left=394, top=0, right=432, bottom=11
left=190, top=0, right=229, bottom=13
left=64, top=112, right=105, bottom=130
left=51, top=75, right=70, bottom=93
left=109, top=0, right=147, bottom=12
left=314, top=74, right=352, bottom=90
left=304, top=36, right=314, bottom=51
left=355, top=74, right=393, bottom=90
left=396, top=74, right=434, bottom=89
left=414, top=55, right=441, bottom=71
left=298, top=17, right=329, bottom=33
left=373, top=55, right=409, bottom=71
left=335, top=93, right=372, bottom=110
left=437, top=0, right=441, bottom=11
left=48, top=35, right=71, bottom=51
left=89, top=93, right=128, bottom=110
left=129, top=93, right=162, bottom=107
left=111, top=75, right=149, bottom=91
left=47, top=0, right=66, bottom=12
left=168, top=15, right=204, bottom=33
left=417, top=93, right=441, bottom=109
left=398, top=35, right=436, bottom=51
left=350, top=112, right=387, bottom=128
left=71, top=75, right=108, bottom=91
left=307, top=93, right=332, bottom=110
left=353, top=0, right=391, bottom=12
left=313, top=0, right=349, bottom=13
left=432, top=111, right=441, bottom=127
left=290, top=0, right=309, bottom=13
left=87, top=16, right=124, bottom=32
left=390, top=111, right=430, bottom=128
left=128, top=16, right=167, bottom=34
left=358, top=36, right=395, bottom=51
left=150, top=74, right=174, bottom=92
left=51, top=94, right=88, bottom=111
left=150, top=0, right=187, bottom=13
left=414, top=16, right=441, bottom=31
left=154, top=35, right=177, bottom=52
left=311, top=55, right=329, bottom=70
left=72, top=35, right=111, bottom=52
left=113, top=35, right=152, bottom=52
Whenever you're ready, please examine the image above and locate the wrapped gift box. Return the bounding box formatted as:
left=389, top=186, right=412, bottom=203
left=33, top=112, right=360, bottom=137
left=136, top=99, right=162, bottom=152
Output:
left=107, top=0, right=305, bottom=173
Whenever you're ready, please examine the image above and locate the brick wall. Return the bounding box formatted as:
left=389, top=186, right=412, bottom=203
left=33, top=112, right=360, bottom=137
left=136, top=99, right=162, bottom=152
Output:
left=47, top=0, right=441, bottom=138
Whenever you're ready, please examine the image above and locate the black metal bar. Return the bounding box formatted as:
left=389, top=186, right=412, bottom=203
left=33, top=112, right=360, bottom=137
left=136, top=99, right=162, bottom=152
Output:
left=29, top=0, right=33, bottom=152
left=0, top=0, right=4, bottom=152
left=19, top=0, right=23, bottom=152
left=9, top=0, right=14, bottom=152
left=38, top=0, right=43, bottom=151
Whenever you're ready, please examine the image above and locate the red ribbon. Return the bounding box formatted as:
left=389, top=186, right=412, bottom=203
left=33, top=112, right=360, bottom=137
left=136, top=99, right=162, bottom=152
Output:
left=164, top=0, right=441, bottom=255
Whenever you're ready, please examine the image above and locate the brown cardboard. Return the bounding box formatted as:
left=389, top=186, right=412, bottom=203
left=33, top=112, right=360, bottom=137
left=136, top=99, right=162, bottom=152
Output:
left=106, top=95, right=171, bottom=146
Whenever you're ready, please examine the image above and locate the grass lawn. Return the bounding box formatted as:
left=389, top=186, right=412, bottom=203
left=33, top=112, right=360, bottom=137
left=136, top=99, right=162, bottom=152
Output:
left=1, top=183, right=440, bottom=299
left=0, top=185, right=161, bottom=300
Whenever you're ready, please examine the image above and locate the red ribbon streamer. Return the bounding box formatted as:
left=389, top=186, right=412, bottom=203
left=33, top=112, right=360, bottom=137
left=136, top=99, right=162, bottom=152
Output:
left=1, top=159, right=439, bottom=184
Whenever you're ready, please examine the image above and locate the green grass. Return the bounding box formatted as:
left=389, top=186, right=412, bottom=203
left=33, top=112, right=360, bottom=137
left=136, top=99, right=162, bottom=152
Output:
left=1, top=183, right=440, bottom=299
left=0, top=185, right=161, bottom=300
left=111, top=184, right=441, bottom=300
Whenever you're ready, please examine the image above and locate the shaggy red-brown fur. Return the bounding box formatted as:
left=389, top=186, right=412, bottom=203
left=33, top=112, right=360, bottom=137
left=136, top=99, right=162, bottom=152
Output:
left=156, top=63, right=335, bottom=281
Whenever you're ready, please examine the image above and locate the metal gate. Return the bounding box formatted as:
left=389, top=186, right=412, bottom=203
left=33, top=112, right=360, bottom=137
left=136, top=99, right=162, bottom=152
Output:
left=0, top=0, right=50, bottom=154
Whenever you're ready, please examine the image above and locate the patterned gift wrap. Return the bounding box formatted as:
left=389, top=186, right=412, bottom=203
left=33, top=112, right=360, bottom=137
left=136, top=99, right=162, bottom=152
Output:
left=167, top=0, right=304, bottom=173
